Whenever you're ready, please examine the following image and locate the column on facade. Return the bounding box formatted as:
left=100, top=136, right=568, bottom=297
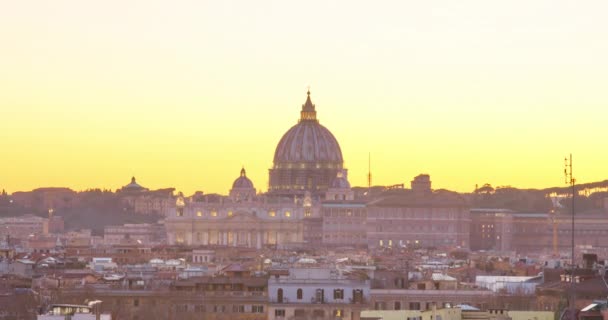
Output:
left=222, top=231, right=228, bottom=246
left=203, top=231, right=209, bottom=245
left=233, top=230, right=238, bottom=247
left=168, top=232, right=176, bottom=245
left=256, top=231, right=262, bottom=249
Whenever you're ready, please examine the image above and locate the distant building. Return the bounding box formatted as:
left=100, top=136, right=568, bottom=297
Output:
left=366, top=175, right=470, bottom=249
left=11, top=187, right=78, bottom=211
left=469, top=208, right=514, bottom=252
left=103, top=223, right=165, bottom=246
left=118, top=177, right=174, bottom=216
left=0, top=215, right=48, bottom=240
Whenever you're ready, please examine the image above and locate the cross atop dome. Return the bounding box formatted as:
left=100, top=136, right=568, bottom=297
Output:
left=300, top=89, right=317, bottom=122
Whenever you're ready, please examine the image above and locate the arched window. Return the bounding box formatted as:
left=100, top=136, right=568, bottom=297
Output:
left=277, top=288, right=284, bottom=303
left=297, top=288, right=303, bottom=300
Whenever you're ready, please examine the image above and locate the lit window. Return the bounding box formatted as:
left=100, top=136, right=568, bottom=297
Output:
left=228, top=211, right=233, bottom=217
left=197, top=211, right=202, bottom=217
left=285, top=211, right=291, bottom=218
left=211, top=211, right=218, bottom=217
left=269, top=211, right=276, bottom=217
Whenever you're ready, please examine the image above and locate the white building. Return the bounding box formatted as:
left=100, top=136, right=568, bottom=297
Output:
left=268, top=267, right=370, bottom=320
left=38, top=304, right=111, bottom=320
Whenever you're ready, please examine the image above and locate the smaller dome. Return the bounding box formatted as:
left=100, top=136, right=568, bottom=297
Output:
left=122, top=177, right=146, bottom=191
left=330, top=171, right=350, bottom=189
left=232, top=168, right=254, bottom=189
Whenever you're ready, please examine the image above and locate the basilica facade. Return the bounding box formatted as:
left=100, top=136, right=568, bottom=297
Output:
left=165, top=91, right=349, bottom=248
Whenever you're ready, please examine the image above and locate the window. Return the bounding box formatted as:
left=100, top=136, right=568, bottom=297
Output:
left=394, top=301, right=401, bottom=310
left=333, top=309, right=343, bottom=317
left=395, top=277, right=405, bottom=288
left=228, top=211, right=233, bottom=217
left=269, top=211, right=276, bottom=217
left=196, top=211, right=202, bottom=217
left=277, top=288, right=284, bottom=303
left=315, top=289, right=325, bottom=303
left=194, top=305, right=205, bottom=312
left=232, top=305, right=244, bottom=313
left=410, top=302, right=421, bottom=310
left=252, top=305, right=264, bottom=313
left=333, top=289, right=344, bottom=300
left=294, top=309, right=306, bottom=317
left=133, top=299, right=139, bottom=307
left=285, top=211, right=291, bottom=217
left=313, top=310, right=325, bottom=317
left=297, top=288, right=303, bottom=300
left=275, top=309, right=286, bottom=317
left=176, top=208, right=184, bottom=217
left=211, top=210, right=218, bottom=217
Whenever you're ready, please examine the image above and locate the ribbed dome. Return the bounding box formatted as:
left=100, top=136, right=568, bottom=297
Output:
left=232, top=168, right=254, bottom=189
left=273, top=121, right=343, bottom=164
left=273, top=90, right=343, bottom=165
left=268, top=90, right=346, bottom=197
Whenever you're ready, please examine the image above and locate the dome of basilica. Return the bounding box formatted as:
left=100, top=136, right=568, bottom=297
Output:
left=273, top=90, right=343, bottom=165
left=273, top=121, right=343, bottom=164
left=268, top=90, right=346, bottom=197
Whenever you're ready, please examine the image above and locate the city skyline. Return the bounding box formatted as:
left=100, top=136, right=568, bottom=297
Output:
left=2, top=0, right=608, bottom=194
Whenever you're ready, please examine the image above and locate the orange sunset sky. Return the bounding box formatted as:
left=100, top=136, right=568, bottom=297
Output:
left=1, top=0, right=608, bottom=195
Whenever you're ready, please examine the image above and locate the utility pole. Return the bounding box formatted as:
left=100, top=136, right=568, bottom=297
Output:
left=564, top=154, right=576, bottom=319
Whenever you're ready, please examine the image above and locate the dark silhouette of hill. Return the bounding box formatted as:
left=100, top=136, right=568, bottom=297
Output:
left=0, top=189, right=159, bottom=235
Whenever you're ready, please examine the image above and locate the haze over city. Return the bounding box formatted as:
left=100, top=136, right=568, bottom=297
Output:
left=4, top=1, right=608, bottom=320
left=2, top=0, right=608, bottom=194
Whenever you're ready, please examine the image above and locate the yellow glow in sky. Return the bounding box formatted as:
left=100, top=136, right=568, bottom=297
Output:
left=1, top=0, right=608, bottom=194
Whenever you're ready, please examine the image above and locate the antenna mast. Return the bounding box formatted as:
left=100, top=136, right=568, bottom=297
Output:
left=564, top=154, right=576, bottom=320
